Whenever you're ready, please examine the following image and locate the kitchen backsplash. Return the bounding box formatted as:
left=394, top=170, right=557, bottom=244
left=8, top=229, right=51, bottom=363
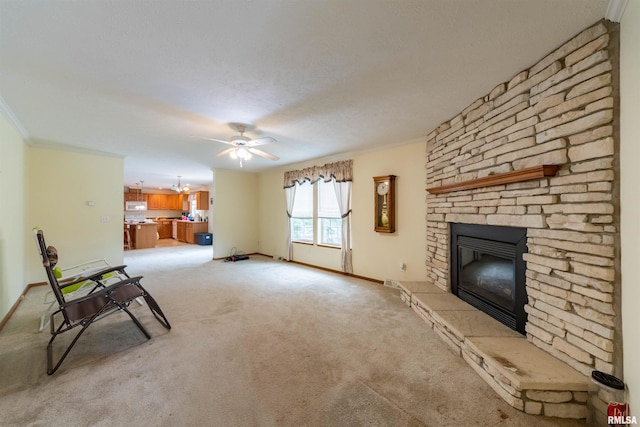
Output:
left=124, top=213, right=147, bottom=222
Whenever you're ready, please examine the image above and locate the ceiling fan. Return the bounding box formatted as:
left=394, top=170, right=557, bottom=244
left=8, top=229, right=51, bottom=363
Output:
left=199, top=125, right=279, bottom=167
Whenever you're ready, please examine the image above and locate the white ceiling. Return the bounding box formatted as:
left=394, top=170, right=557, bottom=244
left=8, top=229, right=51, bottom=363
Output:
left=0, top=0, right=610, bottom=190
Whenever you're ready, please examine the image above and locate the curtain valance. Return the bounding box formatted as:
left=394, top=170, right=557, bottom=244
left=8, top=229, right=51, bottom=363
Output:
left=283, top=160, right=352, bottom=188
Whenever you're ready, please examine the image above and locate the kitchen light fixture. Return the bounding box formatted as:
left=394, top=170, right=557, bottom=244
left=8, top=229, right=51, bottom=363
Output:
left=173, top=176, right=190, bottom=193
left=132, top=181, right=146, bottom=210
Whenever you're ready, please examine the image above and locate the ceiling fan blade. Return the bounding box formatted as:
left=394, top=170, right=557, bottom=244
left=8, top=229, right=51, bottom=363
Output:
left=248, top=147, right=279, bottom=161
left=196, top=136, right=235, bottom=145
left=216, top=147, right=237, bottom=157
left=247, top=137, right=276, bottom=146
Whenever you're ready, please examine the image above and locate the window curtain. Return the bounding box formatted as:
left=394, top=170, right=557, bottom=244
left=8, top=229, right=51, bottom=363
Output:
left=284, top=159, right=353, bottom=271
left=333, top=179, right=352, bottom=273
left=284, top=185, right=297, bottom=261
left=283, top=159, right=353, bottom=188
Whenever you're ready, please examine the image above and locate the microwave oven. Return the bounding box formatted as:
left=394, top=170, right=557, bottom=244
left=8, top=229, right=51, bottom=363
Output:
left=125, top=201, right=147, bottom=211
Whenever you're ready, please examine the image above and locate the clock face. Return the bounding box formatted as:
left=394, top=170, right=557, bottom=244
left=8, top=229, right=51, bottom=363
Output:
left=377, top=182, right=389, bottom=195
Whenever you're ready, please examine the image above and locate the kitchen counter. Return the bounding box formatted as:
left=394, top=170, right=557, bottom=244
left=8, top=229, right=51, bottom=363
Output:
left=125, top=222, right=157, bottom=249
left=175, top=220, right=209, bottom=243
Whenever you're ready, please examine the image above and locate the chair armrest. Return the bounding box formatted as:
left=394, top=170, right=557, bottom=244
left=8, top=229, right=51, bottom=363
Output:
left=58, top=265, right=129, bottom=291
left=57, top=259, right=113, bottom=281
left=75, top=265, right=130, bottom=282
left=59, top=258, right=110, bottom=275
left=58, top=277, right=103, bottom=292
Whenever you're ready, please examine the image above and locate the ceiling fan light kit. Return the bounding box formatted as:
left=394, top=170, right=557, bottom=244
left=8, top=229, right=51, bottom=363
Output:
left=198, top=124, right=279, bottom=167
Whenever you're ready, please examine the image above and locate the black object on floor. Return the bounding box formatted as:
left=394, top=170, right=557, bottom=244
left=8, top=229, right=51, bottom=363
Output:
left=195, top=233, right=213, bottom=245
left=225, top=254, right=249, bottom=262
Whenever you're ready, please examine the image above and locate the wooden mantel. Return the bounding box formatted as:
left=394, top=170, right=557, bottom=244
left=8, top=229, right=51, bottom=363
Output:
left=426, top=165, right=561, bottom=195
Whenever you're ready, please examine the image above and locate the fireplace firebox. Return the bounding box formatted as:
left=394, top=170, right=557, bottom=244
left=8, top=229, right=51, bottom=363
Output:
left=450, top=223, right=528, bottom=334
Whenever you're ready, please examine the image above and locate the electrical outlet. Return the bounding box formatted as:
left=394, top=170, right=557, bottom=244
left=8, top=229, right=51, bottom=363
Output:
left=100, top=215, right=110, bottom=223
left=400, top=262, right=406, bottom=271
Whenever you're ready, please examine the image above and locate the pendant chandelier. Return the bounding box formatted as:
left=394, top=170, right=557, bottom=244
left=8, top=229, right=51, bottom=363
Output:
left=132, top=181, right=146, bottom=210
left=173, top=176, right=190, bottom=193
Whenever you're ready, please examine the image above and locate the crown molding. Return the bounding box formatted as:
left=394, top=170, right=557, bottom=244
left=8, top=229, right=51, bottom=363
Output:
left=30, top=139, right=125, bottom=159
left=0, top=92, right=29, bottom=141
left=605, top=0, right=629, bottom=22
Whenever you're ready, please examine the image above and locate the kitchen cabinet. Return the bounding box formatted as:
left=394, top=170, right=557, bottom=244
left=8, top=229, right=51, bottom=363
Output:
left=147, top=194, right=165, bottom=210
left=128, top=223, right=157, bottom=249
left=175, top=221, right=208, bottom=243
left=171, top=195, right=183, bottom=210
left=156, top=220, right=173, bottom=239
left=187, top=222, right=208, bottom=243
left=176, top=221, right=185, bottom=242
left=196, top=191, right=209, bottom=210
left=124, top=190, right=203, bottom=211
left=147, top=194, right=182, bottom=210
left=124, top=190, right=146, bottom=202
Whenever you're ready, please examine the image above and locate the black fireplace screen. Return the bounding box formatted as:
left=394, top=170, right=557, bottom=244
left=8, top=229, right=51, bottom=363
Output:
left=451, top=224, right=527, bottom=334
left=459, top=249, right=514, bottom=312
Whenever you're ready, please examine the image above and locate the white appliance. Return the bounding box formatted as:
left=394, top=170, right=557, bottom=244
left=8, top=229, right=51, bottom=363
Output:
left=172, top=220, right=177, bottom=239
left=125, top=201, right=147, bottom=211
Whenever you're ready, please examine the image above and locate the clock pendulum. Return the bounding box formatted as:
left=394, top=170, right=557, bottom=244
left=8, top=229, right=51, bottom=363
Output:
left=377, top=182, right=389, bottom=227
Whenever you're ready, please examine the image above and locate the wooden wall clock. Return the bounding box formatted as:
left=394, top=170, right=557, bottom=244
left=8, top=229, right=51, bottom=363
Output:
left=373, top=175, right=396, bottom=233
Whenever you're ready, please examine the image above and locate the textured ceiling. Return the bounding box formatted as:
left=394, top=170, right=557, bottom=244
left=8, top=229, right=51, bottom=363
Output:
left=0, top=0, right=609, bottom=190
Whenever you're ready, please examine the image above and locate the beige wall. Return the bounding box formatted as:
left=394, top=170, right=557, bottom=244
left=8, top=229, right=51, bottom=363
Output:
left=212, top=169, right=259, bottom=259
left=0, top=113, right=26, bottom=320
left=620, top=2, right=639, bottom=416
left=257, top=168, right=289, bottom=259
left=257, top=141, right=426, bottom=282
left=351, top=143, right=426, bottom=281
left=25, top=146, right=124, bottom=283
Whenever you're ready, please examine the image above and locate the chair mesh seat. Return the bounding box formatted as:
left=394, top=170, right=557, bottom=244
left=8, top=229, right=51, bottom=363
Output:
left=34, top=229, right=171, bottom=374
left=64, top=283, right=145, bottom=323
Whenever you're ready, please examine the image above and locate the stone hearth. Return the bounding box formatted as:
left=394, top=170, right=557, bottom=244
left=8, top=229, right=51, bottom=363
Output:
left=398, top=281, right=592, bottom=419
left=422, top=20, right=620, bottom=424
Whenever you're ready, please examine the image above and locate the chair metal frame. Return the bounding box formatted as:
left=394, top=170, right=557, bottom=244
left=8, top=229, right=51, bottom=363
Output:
left=35, top=229, right=171, bottom=375
left=33, top=227, right=138, bottom=332
left=38, top=257, right=118, bottom=332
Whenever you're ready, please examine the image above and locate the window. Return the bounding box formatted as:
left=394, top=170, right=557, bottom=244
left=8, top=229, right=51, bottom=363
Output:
left=290, top=180, right=342, bottom=247
left=291, top=181, right=313, bottom=243
left=317, top=180, right=341, bottom=246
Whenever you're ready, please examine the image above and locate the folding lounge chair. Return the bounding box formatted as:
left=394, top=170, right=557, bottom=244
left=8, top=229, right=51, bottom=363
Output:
left=35, top=229, right=171, bottom=375
left=37, top=257, right=118, bottom=332
left=33, top=227, right=134, bottom=332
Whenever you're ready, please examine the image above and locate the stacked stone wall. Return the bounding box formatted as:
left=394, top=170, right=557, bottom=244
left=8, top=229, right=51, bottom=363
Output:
left=425, top=19, right=619, bottom=390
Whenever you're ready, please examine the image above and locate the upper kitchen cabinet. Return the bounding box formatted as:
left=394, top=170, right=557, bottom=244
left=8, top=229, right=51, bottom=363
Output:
left=181, top=193, right=190, bottom=211
left=147, top=194, right=182, bottom=210
left=195, top=191, right=209, bottom=210
left=146, top=194, right=163, bottom=210
left=124, top=188, right=145, bottom=202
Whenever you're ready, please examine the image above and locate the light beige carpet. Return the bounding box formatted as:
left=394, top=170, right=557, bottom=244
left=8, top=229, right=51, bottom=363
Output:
left=0, top=242, right=586, bottom=426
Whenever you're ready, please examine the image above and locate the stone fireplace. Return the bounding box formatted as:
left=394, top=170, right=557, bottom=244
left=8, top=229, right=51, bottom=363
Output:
left=424, top=20, right=620, bottom=421
left=451, top=223, right=528, bottom=334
